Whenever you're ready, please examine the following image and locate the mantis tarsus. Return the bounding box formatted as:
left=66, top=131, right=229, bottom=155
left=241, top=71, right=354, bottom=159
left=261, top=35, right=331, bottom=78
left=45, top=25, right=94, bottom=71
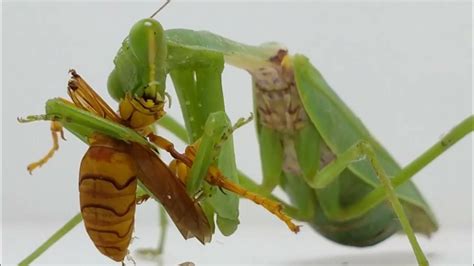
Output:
left=4, top=2, right=472, bottom=265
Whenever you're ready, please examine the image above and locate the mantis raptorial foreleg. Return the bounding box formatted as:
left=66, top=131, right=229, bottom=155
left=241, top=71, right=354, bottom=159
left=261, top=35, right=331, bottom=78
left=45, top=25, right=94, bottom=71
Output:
left=214, top=114, right=254, bottom=154
left=148, top=113, right=300, bottom=233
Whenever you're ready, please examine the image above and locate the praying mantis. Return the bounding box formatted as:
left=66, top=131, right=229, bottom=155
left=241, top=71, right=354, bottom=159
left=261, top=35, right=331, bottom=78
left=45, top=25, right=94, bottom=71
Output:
left=4, top=2, right=472, bottom=265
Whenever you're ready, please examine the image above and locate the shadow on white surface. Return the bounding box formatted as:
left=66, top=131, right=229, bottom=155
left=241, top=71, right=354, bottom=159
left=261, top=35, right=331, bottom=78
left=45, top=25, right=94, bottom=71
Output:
left=2, top=218, right=472, bottom=265
left=290, top=251, right=433, bottom=266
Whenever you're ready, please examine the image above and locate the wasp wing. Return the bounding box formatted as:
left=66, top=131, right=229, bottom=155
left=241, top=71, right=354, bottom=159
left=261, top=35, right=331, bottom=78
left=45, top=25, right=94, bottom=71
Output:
left=129, top=142, right=212, bottom=244
left=67, top=70, right=123, bottom=124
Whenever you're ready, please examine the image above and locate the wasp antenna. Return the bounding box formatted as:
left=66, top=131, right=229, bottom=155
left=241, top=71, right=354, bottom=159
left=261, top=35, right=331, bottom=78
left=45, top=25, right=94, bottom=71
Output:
left=150, top=0, right=171, bottom=19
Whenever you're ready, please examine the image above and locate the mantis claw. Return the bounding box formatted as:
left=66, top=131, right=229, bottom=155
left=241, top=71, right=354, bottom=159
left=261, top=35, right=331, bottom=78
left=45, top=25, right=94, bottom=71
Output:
left=17, top=114, right=51, bottom=123
left=193, top=189, right=206, bottom=202
left=218, top=186, right=227, bottom=195
left=232, top=113, right=254, bottom=131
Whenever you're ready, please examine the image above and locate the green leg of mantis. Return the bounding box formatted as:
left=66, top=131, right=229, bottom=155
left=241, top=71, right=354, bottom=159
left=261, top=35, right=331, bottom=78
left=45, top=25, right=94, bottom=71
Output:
left=169, top=49, right=242, bottom=235
left=19, top=213, right=83, bottom=266
left=334, top=115, right=474, bottom=220
left=157, top=206, right=168, bottom=254
left=159, top=115, right=300, bottom=215
left=214, top=115, right=254, bottom=153
left=304, top=140, right=427, bottom=266
left=302, top=116, right=473, bottom=266
left=136, top=206, right=168, bottom=258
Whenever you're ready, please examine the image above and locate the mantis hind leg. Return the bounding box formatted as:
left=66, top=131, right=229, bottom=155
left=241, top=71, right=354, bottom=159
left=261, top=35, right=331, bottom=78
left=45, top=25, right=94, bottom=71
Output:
left=304, top=140, right=428, bottom=266
left=307, top=116, right=473, bottom=265
left=136, top=206, right=168, bottom=259
left=318, top=116, right=472, bottom=224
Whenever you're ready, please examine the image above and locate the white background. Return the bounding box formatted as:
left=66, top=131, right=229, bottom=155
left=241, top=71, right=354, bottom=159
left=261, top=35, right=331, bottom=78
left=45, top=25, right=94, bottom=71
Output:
left=2, top=1, right=472, bottom=265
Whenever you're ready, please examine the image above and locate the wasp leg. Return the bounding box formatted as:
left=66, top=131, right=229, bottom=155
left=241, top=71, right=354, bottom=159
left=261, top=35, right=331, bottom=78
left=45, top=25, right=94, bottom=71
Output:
left=147, top=131, right=299, bottom=233
left=205, top=165, right=300, bottom=233
left=169, top=159, right=191, bottom=184
left=147, top=133, right=193, bottom=166
left=27, top=121, right=64, bottom=174
left=135, top=194, right=150, bottom=204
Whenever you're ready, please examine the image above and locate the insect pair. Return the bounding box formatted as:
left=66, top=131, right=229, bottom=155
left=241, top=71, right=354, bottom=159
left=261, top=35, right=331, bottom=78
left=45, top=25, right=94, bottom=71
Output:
left=19, top=15, right=298, bottom=264
left=15, top=2, right=472, bottom=266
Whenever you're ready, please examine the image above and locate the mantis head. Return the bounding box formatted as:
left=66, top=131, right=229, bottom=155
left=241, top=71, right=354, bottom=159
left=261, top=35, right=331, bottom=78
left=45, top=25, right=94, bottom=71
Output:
left=108, top=18, right=168, bottom=129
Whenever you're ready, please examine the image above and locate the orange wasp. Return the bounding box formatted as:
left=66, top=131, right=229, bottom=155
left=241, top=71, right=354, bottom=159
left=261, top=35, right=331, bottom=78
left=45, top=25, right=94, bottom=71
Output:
left=24, top=69, right=298, bottom=262
left=22, top=12, right=298, bottom=263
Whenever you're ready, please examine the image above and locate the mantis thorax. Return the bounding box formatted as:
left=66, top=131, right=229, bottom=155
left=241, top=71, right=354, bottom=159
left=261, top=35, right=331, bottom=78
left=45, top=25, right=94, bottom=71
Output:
left=252, top=50, right=307, bottom=135
left=252, top=50, right=336, bottom=176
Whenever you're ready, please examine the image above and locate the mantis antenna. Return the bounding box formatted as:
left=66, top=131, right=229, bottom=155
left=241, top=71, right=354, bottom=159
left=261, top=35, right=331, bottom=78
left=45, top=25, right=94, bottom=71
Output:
left=150, top=0, right=171, bottom=18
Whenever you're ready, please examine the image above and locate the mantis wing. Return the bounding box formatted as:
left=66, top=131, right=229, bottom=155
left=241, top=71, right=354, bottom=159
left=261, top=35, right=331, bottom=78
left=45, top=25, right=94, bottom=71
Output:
left=292, top=54, right=438, bottom=234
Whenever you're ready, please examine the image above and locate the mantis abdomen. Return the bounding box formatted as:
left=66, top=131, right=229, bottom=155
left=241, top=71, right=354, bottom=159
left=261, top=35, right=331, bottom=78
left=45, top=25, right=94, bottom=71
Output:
left=79, top=135, right=137, bottom=262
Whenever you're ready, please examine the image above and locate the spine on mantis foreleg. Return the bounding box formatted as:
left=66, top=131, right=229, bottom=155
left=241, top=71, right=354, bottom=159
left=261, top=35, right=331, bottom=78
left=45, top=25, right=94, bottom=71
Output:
left=188, top=111, right=240, bottom=235
left=168, top=47, right=240, bottom=236
left=43, top=98, right=149, bottom=146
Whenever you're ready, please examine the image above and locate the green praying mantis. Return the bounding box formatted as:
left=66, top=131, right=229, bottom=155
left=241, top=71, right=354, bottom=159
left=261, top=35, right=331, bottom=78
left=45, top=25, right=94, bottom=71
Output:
left=5, top=2, right=472, bottom=266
